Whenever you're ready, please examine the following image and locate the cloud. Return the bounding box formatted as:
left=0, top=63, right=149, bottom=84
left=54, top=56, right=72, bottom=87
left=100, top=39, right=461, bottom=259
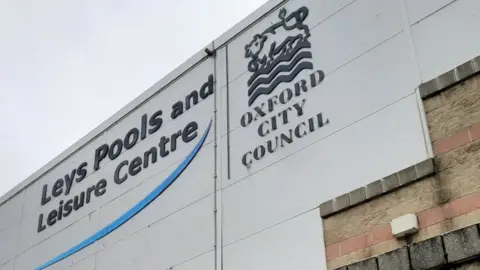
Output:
left=0, top=0, right=267, bottom=196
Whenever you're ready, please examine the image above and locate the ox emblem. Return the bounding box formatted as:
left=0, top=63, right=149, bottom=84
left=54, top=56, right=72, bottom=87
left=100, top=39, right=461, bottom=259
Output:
left=244, top=6, right=314, bottom=106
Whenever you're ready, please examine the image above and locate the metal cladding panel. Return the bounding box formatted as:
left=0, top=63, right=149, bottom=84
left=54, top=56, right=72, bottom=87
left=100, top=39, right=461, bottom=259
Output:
left=0, top=190, right=24, bottom=233
left=412, top=0, right=480, bottom=82
left=223, top=209, right=325, bottom=270
left=64, top=257, right=95, bottom=270
left=0, top=226, right=18, bottom=266
left=404, top=0, right=455, bottom=24
left=0, top=261, right=14, bottom=270
left=9, top=55, right=218, bottom=269
left=220, top=0, right=428, bottom=267
left=1, top=0, right=480, bottom=269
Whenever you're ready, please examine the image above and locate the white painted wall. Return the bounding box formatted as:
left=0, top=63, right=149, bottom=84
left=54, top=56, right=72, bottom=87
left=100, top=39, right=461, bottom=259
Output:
left=1, top=0, right=480, bottom=269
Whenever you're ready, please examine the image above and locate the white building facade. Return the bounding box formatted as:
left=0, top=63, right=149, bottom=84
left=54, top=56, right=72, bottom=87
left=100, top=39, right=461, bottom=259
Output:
left=1, top=0, right=480, bottom=269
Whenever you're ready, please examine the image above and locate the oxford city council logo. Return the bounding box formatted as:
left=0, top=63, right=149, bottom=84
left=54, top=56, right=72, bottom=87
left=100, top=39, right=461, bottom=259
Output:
left=244, top=6, right=313, bottom=106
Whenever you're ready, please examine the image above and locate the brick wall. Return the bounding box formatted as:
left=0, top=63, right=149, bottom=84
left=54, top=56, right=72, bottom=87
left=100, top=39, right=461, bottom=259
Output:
left=322, top=61, right=480, bottom=269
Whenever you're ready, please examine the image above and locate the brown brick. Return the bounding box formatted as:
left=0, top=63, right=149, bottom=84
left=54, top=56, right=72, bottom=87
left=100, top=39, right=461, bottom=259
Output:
left=327, top=251, right=361, bottom=270
left=326, top=243, right=341, bottom=261
left=441, top=74, right=479, bottom=104
left=427, top=85, right=480, bottom=131
left=323, top=177, right=438, bottom=245
left=366, top=225, right=393, bottom=246
left=426, top=75, right=480, bottom=142
left=418, top=205, right=448, bottom=229
left=435, top=140, right=480, bottom=172
left=411, top=208, right=480, bottom=244
left=456, top=261, right=480, bottom=270
left=423, top=93, right=446, bottom=113
left=469, top=122, right=480, bottom=142
left=327, top=238, right=406, bottom=269
left=433, top=128, right=471, bottom=155
left=339, top=233, right=368, bottom=256
left=429, top=101, right=480, bottom=142
left=323, top=153, right=480, bottom=244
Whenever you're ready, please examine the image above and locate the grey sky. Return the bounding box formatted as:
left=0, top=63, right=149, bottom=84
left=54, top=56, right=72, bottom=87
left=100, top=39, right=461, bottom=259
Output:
left=0, top=0, right=267, bottom=197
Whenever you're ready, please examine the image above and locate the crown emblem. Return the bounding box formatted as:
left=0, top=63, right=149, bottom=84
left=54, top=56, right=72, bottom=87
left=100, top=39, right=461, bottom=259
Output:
left=244, top=6, right=313, bottom=106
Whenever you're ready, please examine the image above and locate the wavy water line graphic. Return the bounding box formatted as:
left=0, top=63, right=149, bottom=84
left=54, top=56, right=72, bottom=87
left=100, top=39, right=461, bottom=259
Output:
left=248, top=61, right=313, bottom=106
left=35, top=119, right=212, bottom=270
left=247, top=51, right=312, bottom=96
left=247, top=41, right=311, bottom=83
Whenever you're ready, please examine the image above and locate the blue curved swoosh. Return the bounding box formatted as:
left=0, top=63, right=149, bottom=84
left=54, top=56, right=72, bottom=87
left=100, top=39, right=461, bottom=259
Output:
left=36, top=119, right=212, bottom=270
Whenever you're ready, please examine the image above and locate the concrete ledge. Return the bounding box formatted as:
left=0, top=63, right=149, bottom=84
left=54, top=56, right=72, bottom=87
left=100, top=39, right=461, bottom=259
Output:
left=333, top=224, right=480, bottom=270
left=419, top=55, right=480, bottom=100
left=320, top=159, right=435, bottom=218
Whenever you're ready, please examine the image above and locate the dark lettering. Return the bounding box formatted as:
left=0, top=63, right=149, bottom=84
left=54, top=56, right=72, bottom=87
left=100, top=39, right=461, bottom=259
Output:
left=267, top=95, right=278, bottom=112
left=253, top=104, right=266, bottom=120
left=240, top=112, right=253, bottom=127
left=278, top=108, right=292, bottom=124
left=186, top=91, right=199, bottom=110
left=86, top=186, right=95, bottom=204
left=310, top=70, right=325, bottom=88
left=253, top=145, right=266, bottom=160
left=149, top=110, right=163, bottom=134
left=242, top=152, right=253, bottom=167
left=199, top=74, right=214, bottom=99
left=143, top=147, right=157, bottom=168
left=129, top=157, right=142, bottom=176
left=64, top=169, right=76, bottom=195
left=308, top=117, right=315, bottom=132
left=171, top=102, right=183, bottom=120
left=114, top=160, right=129, bottom=184
left=279, top=88, right=293, bottom=104
left=258, top=120, right=270, bottom=137
left=57, top=200, right=64, bottom=221
left=94, top=144, right=109, bottom=171
left=280, top=130, right=293, bottom=147
left=76, top=162, right=88, bottom=182
left=141, top=114, right=148, bottom=139
left=37, top=214, right=46, bottom=233
left=159, top=136, right=170, bottom=157
left=170, top=130, right=182, bottom=152
left=294, top=79, right=308, bottom=96
left=267, top=137, right=278, bottom=153
left=292, top=99, right=306, bottom=117
left=41, top=184, right=51, bottom=205
left=109, top=139, right=123, bottom=160
left=271, top=115, right=277, bottom=131
left=317, top=113, right=329, bottom=127
left=183, top=122, right=198, bottom=143
left=47, top=209, right=57, bottom=226
left=294, top=122, right=307, bottom=138
left=124, top=128, right=139, bottom=150
left=52, top=179, right=63, bottom=197
left=95, top=179, right=107, bottom=197
left=63, top=199, right=73, bottom=217
left=73, top=192, right=85, bottom=210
